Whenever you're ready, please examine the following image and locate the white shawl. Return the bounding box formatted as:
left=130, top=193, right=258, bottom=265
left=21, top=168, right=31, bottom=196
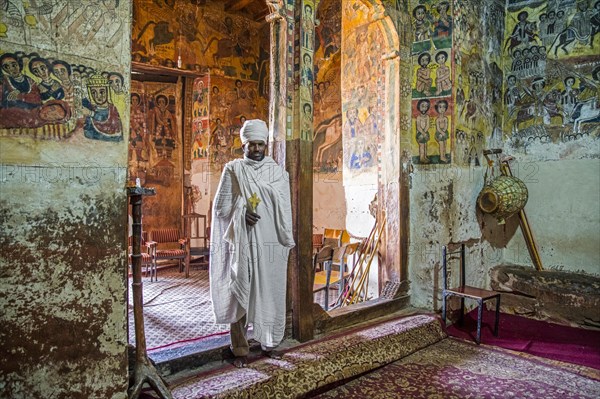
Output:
left=210, top=156, right=295, bottom=348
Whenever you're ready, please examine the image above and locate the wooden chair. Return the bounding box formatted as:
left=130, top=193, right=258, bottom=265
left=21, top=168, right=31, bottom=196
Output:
left=323, top=228, right=350, bottom=246
left=441, top=244, right=501, bottom=344
left=313, top=245, right=334, bottom=310
left=148, top=228, right=189, bottom=278
left=128, top=231, right=156, bottom=281
left=312, top=233, right=324, bottom=255
left=183, top=213, right=210, bottom=277
left=313, top=242, right=360, bottom=311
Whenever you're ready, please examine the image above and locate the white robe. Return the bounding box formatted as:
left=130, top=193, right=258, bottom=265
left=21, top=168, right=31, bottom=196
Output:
left=210, top=156, right=295, bottom=348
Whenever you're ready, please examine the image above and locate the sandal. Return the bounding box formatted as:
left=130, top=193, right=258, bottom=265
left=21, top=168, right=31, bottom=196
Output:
left=232, top=356, right=248, bottom=368
left=262, top=350, right=284, bottom=360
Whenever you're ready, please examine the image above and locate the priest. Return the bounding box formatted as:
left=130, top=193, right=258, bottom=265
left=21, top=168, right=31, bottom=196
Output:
left=210, top=119, right=295, bottom=368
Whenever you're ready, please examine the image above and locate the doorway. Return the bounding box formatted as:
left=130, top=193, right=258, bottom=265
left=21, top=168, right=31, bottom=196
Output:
left=311, top=0, right=404, bottom=314
left=127, top=0, right=272, bottom=356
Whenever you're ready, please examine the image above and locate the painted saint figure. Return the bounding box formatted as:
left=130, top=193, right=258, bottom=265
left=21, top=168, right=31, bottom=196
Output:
left=51, top=60, right=82, bottom=116
left=349, top=138, right=372, bottom=170
left=302, top=4, right=315, bottom=49
left=81, top=73, right=123, bottom=142
left=433, top=1, right=452, bottom=38
left=151, top=94, right=177, bottom=157
left=130, top=93, right=148, bottom=162
left=301, top=103, right=313, bottom=141
left=413, top=5, right=431, bottom=42
left=1, top=53, right=42, bottom=109
left=561, top=76, right=579, bottom=121
left=300, top=53, right=313, bottom=101
left=416, top=52, right=433, bottom=95
left=108, top=72, right=127, bottom=117
left=343, top=108, right=362, bottom=139
left=29, top=57, right=65, bottom=102
left=505, top=74, right=521, bottom=114
left=434, top=51, right=452, bottom=95
left=416, top=99, right=431, bottom=164
left=435, top=100, right=449, bottom=163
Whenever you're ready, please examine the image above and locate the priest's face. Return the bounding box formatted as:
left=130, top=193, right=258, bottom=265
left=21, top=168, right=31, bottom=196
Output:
left=243, top=140, right=267, bottom=161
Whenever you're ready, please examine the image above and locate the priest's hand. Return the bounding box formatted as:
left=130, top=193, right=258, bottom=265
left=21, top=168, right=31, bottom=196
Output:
left=245, top=210, right=261, bottom=226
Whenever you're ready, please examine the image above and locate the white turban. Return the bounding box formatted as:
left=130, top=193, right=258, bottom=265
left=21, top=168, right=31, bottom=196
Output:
left=240, top=119, right=268, bottom=145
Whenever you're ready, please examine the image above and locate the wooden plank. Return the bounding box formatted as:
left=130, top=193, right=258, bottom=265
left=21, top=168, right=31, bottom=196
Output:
left=286, top=139, right=315, bottom=342
left=314, top=296, right=411, bottom=335
left=398, top=153, right=411, bottom=290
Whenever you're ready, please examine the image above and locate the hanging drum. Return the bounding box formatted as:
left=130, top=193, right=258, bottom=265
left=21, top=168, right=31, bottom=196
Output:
left=477, top=175, right=528, bottom=224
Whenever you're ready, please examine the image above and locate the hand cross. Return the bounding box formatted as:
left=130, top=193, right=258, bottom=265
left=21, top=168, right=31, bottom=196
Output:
left=248, top=192, right=261, bottom=212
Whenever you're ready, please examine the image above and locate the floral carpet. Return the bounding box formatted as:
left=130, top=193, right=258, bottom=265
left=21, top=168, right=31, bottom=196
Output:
left=310, top=338, right=600, bottom=399
left=169, top=314, right=447, bottom=398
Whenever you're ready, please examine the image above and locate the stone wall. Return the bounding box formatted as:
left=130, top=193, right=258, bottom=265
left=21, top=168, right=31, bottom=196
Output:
left=0, top=1, right=131, bottom=398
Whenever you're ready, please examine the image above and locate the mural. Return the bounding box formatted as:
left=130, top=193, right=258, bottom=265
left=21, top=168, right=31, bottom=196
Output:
left=128, top=80, right=183, bottom=229
left=410, top=0, right=454, bottom=165
left=132, top=0, right=267, bottom=80
left=411, top=1, right=452, bottom=54
left=313, top=0, right=343, bottom=173
left=1, top=51, right=125, bottom=144
left=341, top=1, right=386, bottom=184
left=502, top=0, right=600, bottom=145
left=0, top=0, right=128, bottom=65
left=192, top=76, right=210, bottom=160
left=300, top=1, right=316, bottom=142
left=208, top=75, right=265, bottom=170
left=451, top=0, right=492, bottom=167
left=128, top=81, right=180, bottom=186
left=412, top=97, right=453, bottom=164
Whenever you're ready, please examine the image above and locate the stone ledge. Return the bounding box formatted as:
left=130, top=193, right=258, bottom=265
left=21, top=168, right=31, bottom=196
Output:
left=490, top=264, right=600, bottom=329
left=167, top=314, right=445, bottom=398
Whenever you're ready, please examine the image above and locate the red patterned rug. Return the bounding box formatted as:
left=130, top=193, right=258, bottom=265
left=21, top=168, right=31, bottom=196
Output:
left=446, top=309, right=600, bottom=370
left=309, top=338, right=600, bottom=398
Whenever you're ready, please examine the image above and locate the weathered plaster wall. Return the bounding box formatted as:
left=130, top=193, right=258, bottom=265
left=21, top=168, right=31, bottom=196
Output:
left=313, top=172, right=347, bottom=232
left=407, top=0, right=600, bottom=315
left=408, top=166, right=501, bottom=309
left=0, top=1, right=131, bottom=398
left=0, top=176, right=128, bottom=399
left=504, top=157, right=600, bottom=274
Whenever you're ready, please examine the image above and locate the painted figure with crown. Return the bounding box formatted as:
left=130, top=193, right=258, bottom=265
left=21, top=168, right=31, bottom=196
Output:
left=81, top=73, right=123, bottom=142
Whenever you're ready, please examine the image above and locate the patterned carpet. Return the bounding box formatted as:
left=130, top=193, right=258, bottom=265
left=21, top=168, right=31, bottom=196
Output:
left=310, top=338, right=600, bottom=398
left=168, top=314, right=447, bottom=398
left=128, top=267, right=229, bottom=351
left=129, top=266, right=338, bottom=351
